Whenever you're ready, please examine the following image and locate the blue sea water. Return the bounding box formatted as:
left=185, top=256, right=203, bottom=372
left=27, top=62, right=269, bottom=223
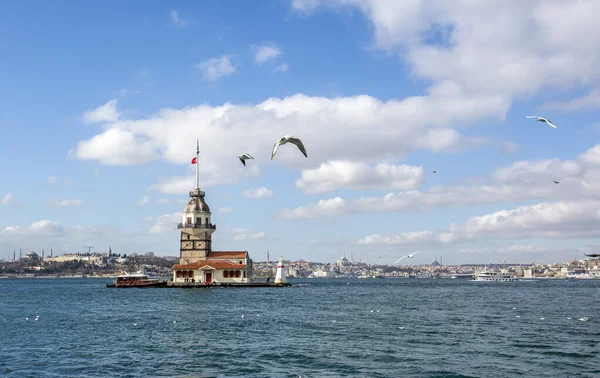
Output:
left=0, top=278, right=599, bottom=377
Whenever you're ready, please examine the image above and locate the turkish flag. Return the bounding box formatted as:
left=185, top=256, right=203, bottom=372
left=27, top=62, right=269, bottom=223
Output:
left=191, top=157, right=197, bottom=164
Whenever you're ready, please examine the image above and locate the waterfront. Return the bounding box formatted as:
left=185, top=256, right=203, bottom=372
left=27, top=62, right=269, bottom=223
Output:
left=1, top=278, right=599, bottom=377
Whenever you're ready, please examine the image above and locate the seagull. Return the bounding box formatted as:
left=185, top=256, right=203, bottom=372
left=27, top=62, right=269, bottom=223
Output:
left=394, top=251, right=422, bottom=264
left=271, top=135, right=308, bottom=160
left=526, top=115, right=558, bottom=128
left=236, top=153, right=254, bottom=166
left=432, top=170, right=437, bottom=173
left=553, top=180, right=560, bottom=184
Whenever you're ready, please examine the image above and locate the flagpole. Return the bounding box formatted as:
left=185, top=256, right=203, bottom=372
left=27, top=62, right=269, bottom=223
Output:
left=195, top=138, right=199, bottom=189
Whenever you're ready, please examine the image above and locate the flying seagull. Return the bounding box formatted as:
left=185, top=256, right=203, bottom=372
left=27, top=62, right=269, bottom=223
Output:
left=236, top=153, right=254, bottom=166
left=394, top=251, right=422, bottom=265
left=432, top=170, right=437, bottom=173
left=526, top=115, right=558, bottom=129
left=553, top=180, right=560, bottom=184
left=271, top=135, right=308, bottom=160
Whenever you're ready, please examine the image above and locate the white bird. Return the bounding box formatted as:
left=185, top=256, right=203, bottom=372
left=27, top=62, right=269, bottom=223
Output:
left=394, top=252, right=422, bottom=264
left=236, top=153, right=254, bottom=166
left=526, top=115, right=558, bottom=128
left=271, top=135, right=308, bottom=160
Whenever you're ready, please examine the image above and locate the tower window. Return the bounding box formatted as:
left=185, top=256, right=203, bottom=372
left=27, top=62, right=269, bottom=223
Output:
left=205, top=217, right=209, bottom=225
left=186, top=217, right=192, bottom=224
left=187, top=235, right=190, bottom=240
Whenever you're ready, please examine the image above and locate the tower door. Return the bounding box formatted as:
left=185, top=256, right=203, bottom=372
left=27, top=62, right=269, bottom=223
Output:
left=205, top=271, right=212, bottom=284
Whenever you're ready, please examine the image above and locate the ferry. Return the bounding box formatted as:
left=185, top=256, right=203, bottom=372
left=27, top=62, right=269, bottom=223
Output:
left=106, top=271, right=168, bottom=288
left=473, top=270, right=518, bottom=282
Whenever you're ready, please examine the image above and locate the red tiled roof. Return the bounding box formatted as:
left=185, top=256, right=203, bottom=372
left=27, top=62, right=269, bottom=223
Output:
left=172, top=259, right=246, bottom=270
left=207, top=251, right=248, bottom=259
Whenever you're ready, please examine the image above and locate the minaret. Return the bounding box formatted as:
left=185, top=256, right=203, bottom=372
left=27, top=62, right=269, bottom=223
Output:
left=177, top=139, right=216, bottom=264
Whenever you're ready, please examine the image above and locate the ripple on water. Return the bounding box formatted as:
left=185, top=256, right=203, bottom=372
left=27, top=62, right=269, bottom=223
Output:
left=1, top=278, right=599, bottom=377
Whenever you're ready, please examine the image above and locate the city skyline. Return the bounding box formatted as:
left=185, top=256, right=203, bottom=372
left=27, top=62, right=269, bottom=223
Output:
left=2, top=1, right=600, bottom=264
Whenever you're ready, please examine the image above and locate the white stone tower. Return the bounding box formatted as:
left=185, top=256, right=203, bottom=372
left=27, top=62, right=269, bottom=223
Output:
left=177, top=139, right=216, bottom=264
left=274, top=256, right=287, bottom=284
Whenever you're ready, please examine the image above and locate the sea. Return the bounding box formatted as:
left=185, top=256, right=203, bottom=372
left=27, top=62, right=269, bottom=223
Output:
left=0, top=278, right=599, bottom=378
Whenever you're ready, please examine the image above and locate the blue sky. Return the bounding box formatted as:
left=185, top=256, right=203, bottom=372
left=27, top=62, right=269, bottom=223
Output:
left=2, top=0, right=600, bottom=264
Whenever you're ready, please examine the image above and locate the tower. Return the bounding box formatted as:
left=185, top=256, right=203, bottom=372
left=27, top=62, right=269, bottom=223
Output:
left=177, top=139, right=216, bottom=264
left=274, top=256, right=287, bottom=284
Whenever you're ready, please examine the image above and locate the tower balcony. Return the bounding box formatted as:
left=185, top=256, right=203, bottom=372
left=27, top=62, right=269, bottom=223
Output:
left=177, top=223, right=216, bottom=230
left=189, top=189, right=205, bottom=198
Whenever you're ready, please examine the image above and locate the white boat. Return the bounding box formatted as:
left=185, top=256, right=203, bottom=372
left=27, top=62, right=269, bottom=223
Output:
left=107, top=271, right=168, bottom=288
left=473, top=269, right=518, bottom=282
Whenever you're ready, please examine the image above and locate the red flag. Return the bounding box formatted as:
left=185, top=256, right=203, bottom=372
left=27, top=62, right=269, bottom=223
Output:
left=191, top=157, right=197, bottom=164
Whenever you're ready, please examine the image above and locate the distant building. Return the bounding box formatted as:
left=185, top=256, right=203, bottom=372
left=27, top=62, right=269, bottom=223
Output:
left=21, top=251, right=40, bottom=262
left=171, top=140, right=253, bottom=284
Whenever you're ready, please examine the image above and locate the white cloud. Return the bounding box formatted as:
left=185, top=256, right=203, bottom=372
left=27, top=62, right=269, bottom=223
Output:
left=540, top=89, right=600, bottom=112
left=197, top=55, right=236, bottom=81
left=279, top=143, right=600, bottom=219
left=460, top=244, right=546, bottom=256
left=157, top=198, right=170, bottom=204
left=356, top=199, right=600, bottom=247
left=71, top=128, right=158, bottom=165
left=47, top=176, right=72, bottom=186
left=230, top=228, right=265, bottom=241
left=218, top=207, right=232, bottom=213
left=170, top=10, right=187, bottom=28
left=296, top=161, right=424, bottom=194
left=48, top=199, right=84, bottom=208
left=150, top=164, right=260, bottom=194
left=148, top=213, right=181, bottom=234
left=0, top=193, right=12, bottom=205
left=137, top=195, right=150, bottom=206
left=292, top=1, right=600, bottom=99
left=275, top=63, right=288, bottom=72
left=82, top=99, right=119, bottom=124
left=71, top=92, right=508, bottom=190
left=0, top=220, right=136, bottom=256
left=242, top=186, right=274, bottom=199
left=254, top=43, right=282, bottom=64
left=1, top=220, right=66, bottom=238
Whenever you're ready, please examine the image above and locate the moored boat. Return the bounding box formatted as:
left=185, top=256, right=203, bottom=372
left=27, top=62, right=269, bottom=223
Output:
left=106, top=271, right=168, bottom=288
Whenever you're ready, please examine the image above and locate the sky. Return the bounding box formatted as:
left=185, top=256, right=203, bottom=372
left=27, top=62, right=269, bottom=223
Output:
left=2, top=0, right=600, bottom=265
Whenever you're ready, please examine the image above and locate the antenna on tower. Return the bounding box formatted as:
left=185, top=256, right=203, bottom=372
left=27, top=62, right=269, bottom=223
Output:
left=195, top=138, right=200, bottom=190
left=82, top=246, right=94, bottom=254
